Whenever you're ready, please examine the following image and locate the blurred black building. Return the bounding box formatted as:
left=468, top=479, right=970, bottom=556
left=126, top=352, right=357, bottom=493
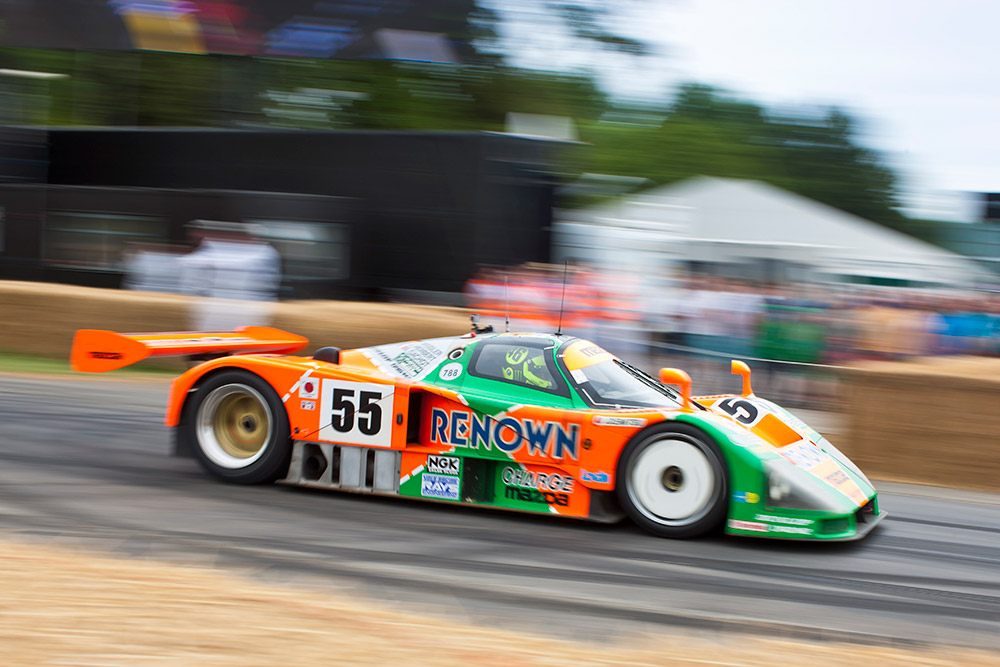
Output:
left=0, top=127, right=562, bottom=299
left=982, top=193, right=1000, bottom=224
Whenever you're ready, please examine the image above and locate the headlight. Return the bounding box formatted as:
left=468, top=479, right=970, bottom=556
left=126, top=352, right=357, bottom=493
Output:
left=764, top=459, right=844, bottom=512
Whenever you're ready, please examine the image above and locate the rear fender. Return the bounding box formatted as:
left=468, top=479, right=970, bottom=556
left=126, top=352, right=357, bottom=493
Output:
left=165, top=355, right=317, bottom=427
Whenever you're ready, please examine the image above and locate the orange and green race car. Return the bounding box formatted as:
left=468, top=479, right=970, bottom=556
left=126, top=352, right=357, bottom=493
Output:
left=70, top=320, right=885, bottom=540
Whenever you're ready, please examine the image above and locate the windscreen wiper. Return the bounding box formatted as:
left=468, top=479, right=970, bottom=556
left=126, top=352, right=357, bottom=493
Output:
left=615, top=359, right=707, bottom=411
left=614, top=359, right=678, bottom=399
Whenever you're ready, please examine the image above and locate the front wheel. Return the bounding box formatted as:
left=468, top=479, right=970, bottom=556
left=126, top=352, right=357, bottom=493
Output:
left=182, top=369, right=292, bottom=484
left=616, top=423, right=728, bottom=538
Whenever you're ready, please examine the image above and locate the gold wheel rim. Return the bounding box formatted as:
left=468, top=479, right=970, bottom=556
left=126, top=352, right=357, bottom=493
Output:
left=213, top=391, right=269, bottom=458
left=197, top=383, right=274, bottom=469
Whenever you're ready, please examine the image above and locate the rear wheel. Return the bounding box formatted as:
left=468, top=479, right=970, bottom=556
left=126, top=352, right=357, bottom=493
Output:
left=616, top=423, right=728, bottom=538
left=182, top=370, right=291, bottom=484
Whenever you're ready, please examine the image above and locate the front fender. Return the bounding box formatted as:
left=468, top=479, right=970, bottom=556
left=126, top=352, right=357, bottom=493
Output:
left=674, top=412, right=776, bottom=500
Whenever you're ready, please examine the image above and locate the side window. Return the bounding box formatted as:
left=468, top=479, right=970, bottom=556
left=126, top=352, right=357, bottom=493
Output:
left=470, top=342, right=568, bottom=397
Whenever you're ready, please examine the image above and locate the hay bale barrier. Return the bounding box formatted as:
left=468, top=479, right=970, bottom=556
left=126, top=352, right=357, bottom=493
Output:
left=844, top=357, right=1000, bottom=492
left=0, top=280, right=468, bottom=359
left=0, top=281, right=192, bottom=358
left=4, top=280, right=1000, bottom=492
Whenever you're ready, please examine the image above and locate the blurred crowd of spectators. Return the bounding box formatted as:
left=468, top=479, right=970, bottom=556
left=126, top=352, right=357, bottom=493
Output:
left=124, top=220, right=281, bottom=330
left=465, top=264, right=1000, bottom=366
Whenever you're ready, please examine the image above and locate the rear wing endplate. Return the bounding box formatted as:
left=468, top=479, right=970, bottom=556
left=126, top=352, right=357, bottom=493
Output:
left=71, top=327, right=309, bottom=373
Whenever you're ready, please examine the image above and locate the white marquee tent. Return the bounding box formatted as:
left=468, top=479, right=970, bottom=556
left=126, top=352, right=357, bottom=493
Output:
left=555, top=177, right=993, bottom=286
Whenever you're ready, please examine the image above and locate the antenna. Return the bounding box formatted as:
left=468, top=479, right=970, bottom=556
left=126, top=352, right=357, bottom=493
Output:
left=504, top=275, right=510, bottom=333
left=556, top=260, right=569, bottom=335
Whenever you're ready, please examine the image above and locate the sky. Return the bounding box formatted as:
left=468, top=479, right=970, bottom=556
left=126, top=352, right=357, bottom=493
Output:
left=490, top=0, right=1000, bottom=222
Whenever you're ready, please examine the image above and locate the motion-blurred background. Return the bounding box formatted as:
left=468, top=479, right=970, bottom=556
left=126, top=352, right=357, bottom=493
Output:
left=3, top=7, right=1000, bottom=659
left=1, top=0, right=998, bottom=405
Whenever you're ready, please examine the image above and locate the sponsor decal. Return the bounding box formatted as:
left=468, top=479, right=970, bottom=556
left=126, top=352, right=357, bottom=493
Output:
left=299, top=379, right=318, bottom=400
left=740, top=514, right=816, bottom=536
left=769, top=525, right=812, bottom=535
left=89, top=351, right=123, bottom=360
left=560, top=340, right=615, bottom=371
left=504, top=487, right=569, bottom=506
left=421, top=473, right=460, bottom=500
left=300, top=400, right=315, bottom=411
left=753, top=514, right=814, bottom=526
left=727, top=513, right=818, bottom=535
left=728, top=519, right=769, bottom=532
left=362, top=339, right=452, bottom=380
left=502, top=466, right=574, bottom=492
left=430, top=407, right=579, bottom=460
left=427, top=454, right=460, bottom=476
left=778, top=440, right=831, bottom=470
left=438, top=362, right=463, bottom=381
left=581, top=470, right=610, bottom=484
left=592, top=415, right=647, bottom=428
left=825, top=469, right=850, bottom=486
left=732, top=491, right=760, bottom=504
left=144, top=337, right=251, bottom=347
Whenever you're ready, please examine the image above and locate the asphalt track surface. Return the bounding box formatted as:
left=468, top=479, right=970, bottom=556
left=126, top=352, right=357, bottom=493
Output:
left=2, top=374, right=999, bottom=650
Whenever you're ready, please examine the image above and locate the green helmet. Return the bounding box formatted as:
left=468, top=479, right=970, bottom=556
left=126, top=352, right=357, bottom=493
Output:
left=505, top=346, right=529, bottom=365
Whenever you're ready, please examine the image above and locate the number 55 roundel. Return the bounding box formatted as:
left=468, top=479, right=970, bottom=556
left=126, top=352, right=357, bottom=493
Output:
left=318, top=379, right=395, bottom=447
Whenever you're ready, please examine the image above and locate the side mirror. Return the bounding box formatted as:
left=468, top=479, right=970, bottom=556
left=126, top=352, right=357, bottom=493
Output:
left=659, top=368, right=692, bottom=412
left=731, top=360, right=753, bottom=397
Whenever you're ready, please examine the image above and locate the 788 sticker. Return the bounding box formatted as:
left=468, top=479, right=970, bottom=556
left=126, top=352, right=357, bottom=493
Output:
left=438, top=362, right=463, bottom=381
left=317, top=379, right=395, bottom=447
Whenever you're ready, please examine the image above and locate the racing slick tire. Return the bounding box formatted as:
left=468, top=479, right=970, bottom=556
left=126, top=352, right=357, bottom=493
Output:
left=182, top=370, right=292, bottom=484
left=616, top=423, right=728, bottom=538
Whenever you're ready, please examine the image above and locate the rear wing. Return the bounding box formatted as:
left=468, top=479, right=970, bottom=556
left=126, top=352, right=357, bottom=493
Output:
left=71, top=327, right=309, bottom=373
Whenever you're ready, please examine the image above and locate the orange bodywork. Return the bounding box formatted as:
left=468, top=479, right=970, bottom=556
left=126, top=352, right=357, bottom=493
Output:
left=71, top=327, right=308, bottom=373
left=70, top=326, right=880, bottom=539
left=74, top=326, right=855, bottom=523
left=151, top=336, right=755, bottom=519
left=152, top=340, right=679, bottom=519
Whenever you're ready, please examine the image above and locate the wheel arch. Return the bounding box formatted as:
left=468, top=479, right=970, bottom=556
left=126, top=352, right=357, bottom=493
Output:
left=168, top=362, right=290, bottom=459
left=672, top=414, right=741, bottom=463
left=603, top=416, right=725, bottom=480
left=175, top=367, right=295, bottom=483
left=165, top=356, right=298, bottom=428
left=164, top=356, right=298, bottom=458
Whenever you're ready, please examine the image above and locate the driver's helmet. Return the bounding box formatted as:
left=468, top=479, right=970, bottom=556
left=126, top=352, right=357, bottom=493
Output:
left=505, top=346, right=529, bottom=365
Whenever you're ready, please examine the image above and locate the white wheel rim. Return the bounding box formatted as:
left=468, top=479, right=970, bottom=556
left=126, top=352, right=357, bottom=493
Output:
left=196, top=383, right=273, bottom=470
left=629, top=437, right=716, bottom=525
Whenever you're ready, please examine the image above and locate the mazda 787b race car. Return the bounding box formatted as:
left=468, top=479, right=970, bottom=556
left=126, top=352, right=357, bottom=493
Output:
left=70, top=322, right=884, bottom=540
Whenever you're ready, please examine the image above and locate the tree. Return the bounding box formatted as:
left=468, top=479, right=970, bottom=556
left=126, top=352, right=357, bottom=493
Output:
left=576, top=84, right=904, bottom=225
left=473, top=1, right=653, bottom=62
left=761, top=109, right=902, bottom=225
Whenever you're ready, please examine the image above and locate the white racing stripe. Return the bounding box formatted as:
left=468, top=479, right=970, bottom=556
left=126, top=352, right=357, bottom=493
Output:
left=282, top=369, right=315, bottom=403
left=400, top=464, right=425, bottom=485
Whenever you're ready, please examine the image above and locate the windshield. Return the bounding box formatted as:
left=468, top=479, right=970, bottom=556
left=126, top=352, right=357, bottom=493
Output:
left=569, top=359, right=680, bottom=409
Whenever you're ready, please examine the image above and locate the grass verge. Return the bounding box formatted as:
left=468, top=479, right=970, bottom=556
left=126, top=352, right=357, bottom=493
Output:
left=0, top=351, right=178, bottom=378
